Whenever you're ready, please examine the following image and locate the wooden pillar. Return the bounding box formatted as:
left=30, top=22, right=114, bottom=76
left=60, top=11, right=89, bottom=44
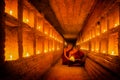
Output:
left=33, top=11, right=36, bottom=55
left=18, top=0, right=23, bottom=59
left=118, top=3, right=120, bottom=56
left=0, top=0, right=5, bottom=65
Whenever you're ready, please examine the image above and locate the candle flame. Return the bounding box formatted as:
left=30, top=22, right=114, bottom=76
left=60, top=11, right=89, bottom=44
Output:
left=10, top=55, right=12, bottom=60
left=44, top=50, right=47, bottom=53
left=103, top=51, right=106, bottom=53
left=37, top=50, right=40, bottom=54
left=9, top=10, right=13, bottom=15
left=26, top=52, right=29, bottom=57
left=114, top=24, right=118, bottom=27
left=111, top=51, right=114, bottom=55
left=26, top=19, right=29, bottom=23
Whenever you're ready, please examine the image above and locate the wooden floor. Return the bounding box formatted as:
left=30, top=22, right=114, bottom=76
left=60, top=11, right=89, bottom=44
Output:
left=42, top=59, right=90, bottom=80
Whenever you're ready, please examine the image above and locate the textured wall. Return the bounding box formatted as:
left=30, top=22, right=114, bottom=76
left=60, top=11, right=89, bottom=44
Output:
left=1, top=50, right=63, bottom=80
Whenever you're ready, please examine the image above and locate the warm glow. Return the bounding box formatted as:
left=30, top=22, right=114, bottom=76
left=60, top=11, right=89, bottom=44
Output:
left=52, top=48, right=54, bottom=51
left=10, top=55, right=13, bottom=60
left=69, top=56, right=75, bottom=62
left=92, top=49, right=94, bottom=51
left=44, top=31, right=48, bottom=34
left=26, top=19, right=29, bottom=23
left=111, top=51, right=114, bottom=55
left=37, top=26, right=41, bottom=30
left=57, top=47, right=60, bottom=50
left=44, top=50, right=47, bottom=53
left=9, top=10, right=13, bottom=15
left=23, top=18, right=29, bottom=23
left=37, top=50, right=40, bottom=54
left=26, top=52, right=30, bottom=57
left=103, top=29, right=107, bottom=32
left=114, top=24, right=118, bottom=27
left=102, top=51, right=106, bottom=53
left=49, top=49, right=51, bottom=51
left=96, top=49, right=99, bottom=52
left=50, top=35, right=52, bottom=37
left=97, top=33, right=100, bottom=36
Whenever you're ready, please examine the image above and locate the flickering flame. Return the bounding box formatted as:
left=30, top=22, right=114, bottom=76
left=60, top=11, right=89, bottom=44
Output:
left=52, top=48, right=54, bottom=51
left=26, top=52, right=30, bottom=57
left=37, top=50, right=40, bottom=54
left=114, top=24, right=118, bottom=27
left=44, top=31, right=48, bottom=34
left=9, top=10, right=13, bottom=15
left=103, top=29, right=106, bottom=32
left=26, top=19, right=29, bottom=23
left=69, top=56, right=75, bottom=62
left=50, top=35, right=52, bottom=37
left=44, top=50, right=47, bottom=53
left=97, top=33, right=100, bottom=36
left=111, top=51, right=114, bottom=55
left=10, top=55, right=13, bottom=60
left=92, top=49, right=94, bottom=51
left=38, top=26, right=41, bottom=30
left=57, top=47, right=60, bottom=50
left=96, top=49, right=99, bottom=51
left=103, top=51, right=106, bottom=53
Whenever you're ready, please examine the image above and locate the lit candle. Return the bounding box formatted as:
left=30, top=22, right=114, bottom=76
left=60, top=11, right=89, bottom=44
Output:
left=50, top=35, right=52, bottom=37
left=57, top=47, right=60, bottom=50
left=37, top=50, right=40, bottom=54
left=10, top=55, right=13, bottom=60
left=52, top=48, right=54, bottom=51
left=102, top=50, right=106, bottom=53
left=38, top=26, right=41, bottom=30
left=103, top=29, right=106, bottom=32
left=44, top=50, right=47, bottom=53
left=114, top=24, right=118, bottom=27
left=26, top=19, right=29, bottom=23
left=9, top=10, right=13, bottom=15
left=97, top=33, right=100, bottom=36
left=92, top=49, right=94, bottom=51
left=44, top=31, right=48, bottom=34
left=111, top=51, right=114, bottom=55
left=26, top=52, right=29, bottom=57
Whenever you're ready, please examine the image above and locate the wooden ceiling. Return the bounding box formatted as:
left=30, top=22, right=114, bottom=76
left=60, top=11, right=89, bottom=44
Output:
left=29, top=0, right=96, bottom=39
left=49, top=0, right=96, bottom=39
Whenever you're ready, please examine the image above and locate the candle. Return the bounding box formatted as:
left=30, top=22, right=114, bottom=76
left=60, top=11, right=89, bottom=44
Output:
left=26, top=52, right=29, bottom=57
left=52, top=48, right=54, bottom=51
left=44, top=31, right=48, bottom=34
left=9, top=10, right=13, bottom=15
left=111, top=51, right=114, bottom=55
left=96, top=48, right=98, bottom=50
left=26, top=19, right=29, bottom=23
left=44, top=50, right=47, bottom=53
left=114, top=24, right=118, bottom=27
left=37, top=50, right=40, bottom=54
left=102, top=51, right=106, bottom=53
left=38, top=26, right=41, bottom=30
left=103, top=29, right=106, bottom=32
left=97, top=33, right=100, bottom=36
left=10, top=55, right=13, bottom=60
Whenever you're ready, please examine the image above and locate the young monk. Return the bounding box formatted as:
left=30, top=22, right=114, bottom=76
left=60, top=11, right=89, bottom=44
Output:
left=68, top=46, right=84, bottom=66
left=62, top=43, right=73, bottom=65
